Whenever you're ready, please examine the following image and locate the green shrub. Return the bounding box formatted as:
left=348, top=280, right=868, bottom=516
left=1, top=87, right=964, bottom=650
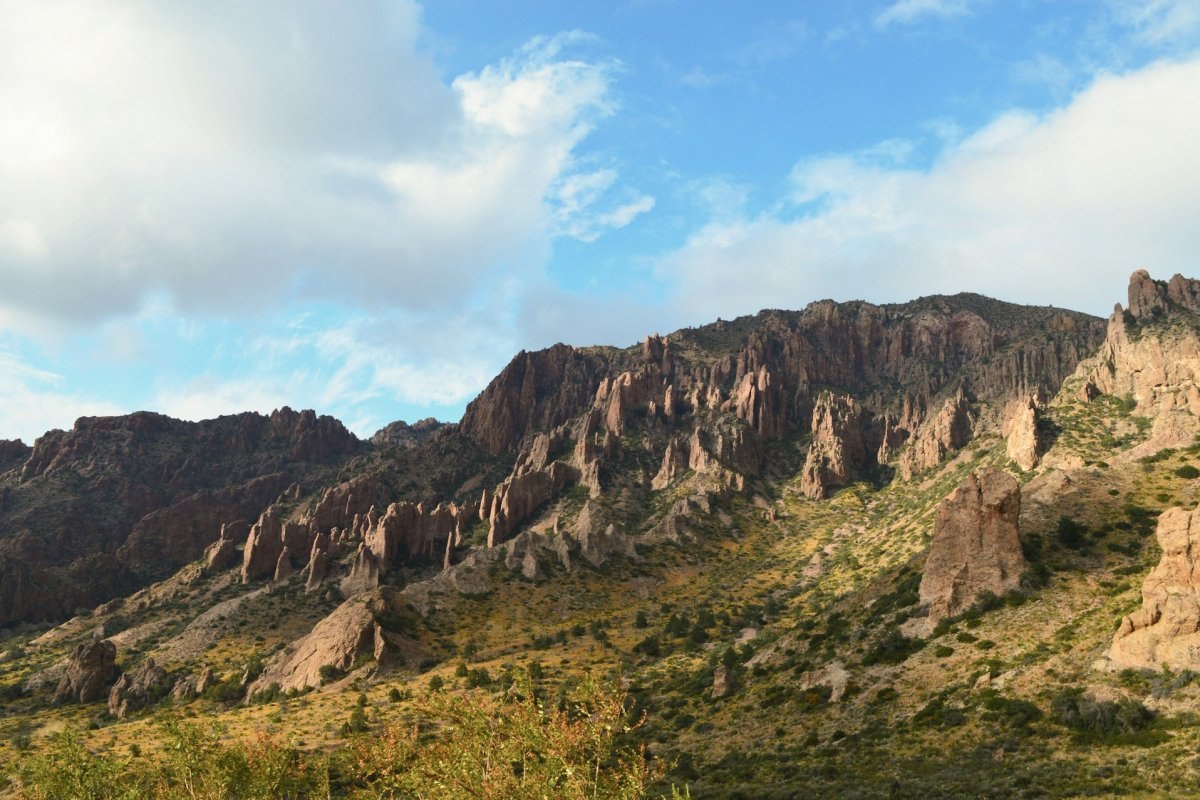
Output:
left=1051, top=689, right=1155, bottom=738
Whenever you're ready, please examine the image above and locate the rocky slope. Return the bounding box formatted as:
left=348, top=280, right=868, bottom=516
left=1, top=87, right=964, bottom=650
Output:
left=16, top=271, right=1200, bottom=799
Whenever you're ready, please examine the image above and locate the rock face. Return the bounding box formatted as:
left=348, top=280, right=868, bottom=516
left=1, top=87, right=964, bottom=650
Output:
left=54, top=639, right=119, bottom=704
left=487, top=462, right=577, bottom=547
left=1004, top=396, right=1043, bottom=471
left=1109, top=503, right=1200, bottom=669
left=108, top=658, right=170, bottom=718
left=800, top=393, right=865, bottom=499
left=460, top=344, right=612, bottom=455
left=898, top=390, right=974, bottom=480
left=247, top=588, right=421, bottom=694
left=917, top=469, right=1026, bottom=631
left=1085, top=271, right=1200, bottom=422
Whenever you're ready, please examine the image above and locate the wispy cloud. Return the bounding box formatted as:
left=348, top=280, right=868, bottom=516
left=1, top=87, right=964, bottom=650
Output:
left=0, top=350, right=123, bottom=442
left=1109, top=0, right=1200, bottom=45
left=874, top=0, right=972, bottom=28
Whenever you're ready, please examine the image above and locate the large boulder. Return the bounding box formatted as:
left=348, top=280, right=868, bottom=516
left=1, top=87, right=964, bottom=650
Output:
left=54, top=639, right=119, bottom=704
left=246, top=588, right=422, bottom=695
left=1110, top=503, right=1200, bottom=669
left=916, top=468, right=1025, bottom=633
left=108, top=658, right=170, bottom=718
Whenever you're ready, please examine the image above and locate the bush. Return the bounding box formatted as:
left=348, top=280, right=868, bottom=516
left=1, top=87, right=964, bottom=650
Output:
left=1176, top=465, right=1200, bottom=479
left=344, top=670, right=671, bottom=799
left=1051, top=689, right=1155, bottom=738
left=861, top=631, right=923, bottom=666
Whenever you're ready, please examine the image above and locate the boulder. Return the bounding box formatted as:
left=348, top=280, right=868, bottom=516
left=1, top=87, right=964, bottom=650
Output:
left=108, top=658, right=170, bottom=718
left=54, top=639, right=118, bottom=704
left=1110, top=503, right=1200, bottom=669
left=246, top=588, right=422, bottom=694
left=917, top=469, right=1025, bottom=633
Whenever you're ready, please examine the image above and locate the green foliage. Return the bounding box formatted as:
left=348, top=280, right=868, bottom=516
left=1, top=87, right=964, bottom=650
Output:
left=318, top=664, right=344, bottom=685
left=861, top=630, right=923, bottom=666
left=343, top=670, right=672, bottom=799
left=17, top=720, right=323, bottom=800
left=1175, top=464, right=1200, bottom=479
left=1051, top=689, right=1156, bottom=740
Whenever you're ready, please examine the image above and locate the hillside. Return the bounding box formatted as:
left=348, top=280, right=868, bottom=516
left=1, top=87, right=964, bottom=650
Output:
left=6, top=271, right=1200, bottom=797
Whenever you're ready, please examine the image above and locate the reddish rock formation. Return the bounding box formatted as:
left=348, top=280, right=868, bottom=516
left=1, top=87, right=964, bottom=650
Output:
left=273, top=547, right=296, bottom=582
left=487, top=462, right=578, bottom=547
left=0, top=407, right=359, bottom=627
left=305, top=531, right=331, bottom=593
left=1085, top=271, right=1200, bottom=422
left=1110, top=503, right=1200, bottom=669
left=203, top=534, right=239, bottom=573
left=108, top=658, right=170, bottom=718
left=242, top=505, right=285, bottom=583
left=917, top=469, right=1025, bottom=633
left=54, top=639, right=119, bottom=704
left=247, top=588, right=422, bottom=694
left=365, top=500, right=472, bottom=574
left=801, top=393, right=866, bottom=499
left=1004, top=395, right=1043, bottom=471
left=341, top=545, right=381, bottom=596
left=459, top=344, right=611, bottom=455
left=652, top=436, right=690, bottom=490
left=369, top=417, right=449, bottom=448
left=898, top=390, right=973, bottom=480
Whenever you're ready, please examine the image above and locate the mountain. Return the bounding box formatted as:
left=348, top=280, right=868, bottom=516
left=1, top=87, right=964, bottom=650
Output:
left=6, top=271, right=1200, bottom=798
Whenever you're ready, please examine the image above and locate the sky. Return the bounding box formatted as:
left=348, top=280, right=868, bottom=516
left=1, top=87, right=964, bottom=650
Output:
left=2, top=0, right=1200, bottom=443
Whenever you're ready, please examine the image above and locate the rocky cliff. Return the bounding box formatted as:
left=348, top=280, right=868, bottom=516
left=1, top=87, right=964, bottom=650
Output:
left=0, top=408, right=360, bottom=627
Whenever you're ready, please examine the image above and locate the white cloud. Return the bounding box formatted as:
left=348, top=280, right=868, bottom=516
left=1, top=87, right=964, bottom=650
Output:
left=656, top=56, right=1200, bottom=322
left=0, top=4, right=644, bottom=333
left=874, top=0, right=972, bottom=28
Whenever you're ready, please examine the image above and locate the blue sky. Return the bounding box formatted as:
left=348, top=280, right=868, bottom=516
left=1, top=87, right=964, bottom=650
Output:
left=2, top=0, right=1200, bottom=442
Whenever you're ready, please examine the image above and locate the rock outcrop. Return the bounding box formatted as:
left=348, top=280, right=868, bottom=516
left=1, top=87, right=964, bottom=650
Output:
left=1085, top=271, right=1200, bottom=422
left=1004, top=395, right=1043, bottom=471
left=898, top=390, right=973, bottom=480
left=369, top=418, right=449, bottom=448
left=460, top=344, right=612, bottom=455
left=108, top=658, right=170, bottom=718
left=1109, top=503, right=1200, bottom=669
left=246, top=588, right=422, bottom=694
left=54, top=639, right=119, bottom=704
left=916, top=469, right=1025, bottom=633
left=242, top=505, right=286, bottom=583
left=800, top=393, right=866, bottom=499
left=487, top=462, right=577, bottom=547
left=341, top=545, right=382, bottom=596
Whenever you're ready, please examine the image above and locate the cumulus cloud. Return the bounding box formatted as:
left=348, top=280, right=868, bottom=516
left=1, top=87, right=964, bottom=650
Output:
left=656, top=56, right=1200, bottom=323
left=0, top=3, right=643, bottom=332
